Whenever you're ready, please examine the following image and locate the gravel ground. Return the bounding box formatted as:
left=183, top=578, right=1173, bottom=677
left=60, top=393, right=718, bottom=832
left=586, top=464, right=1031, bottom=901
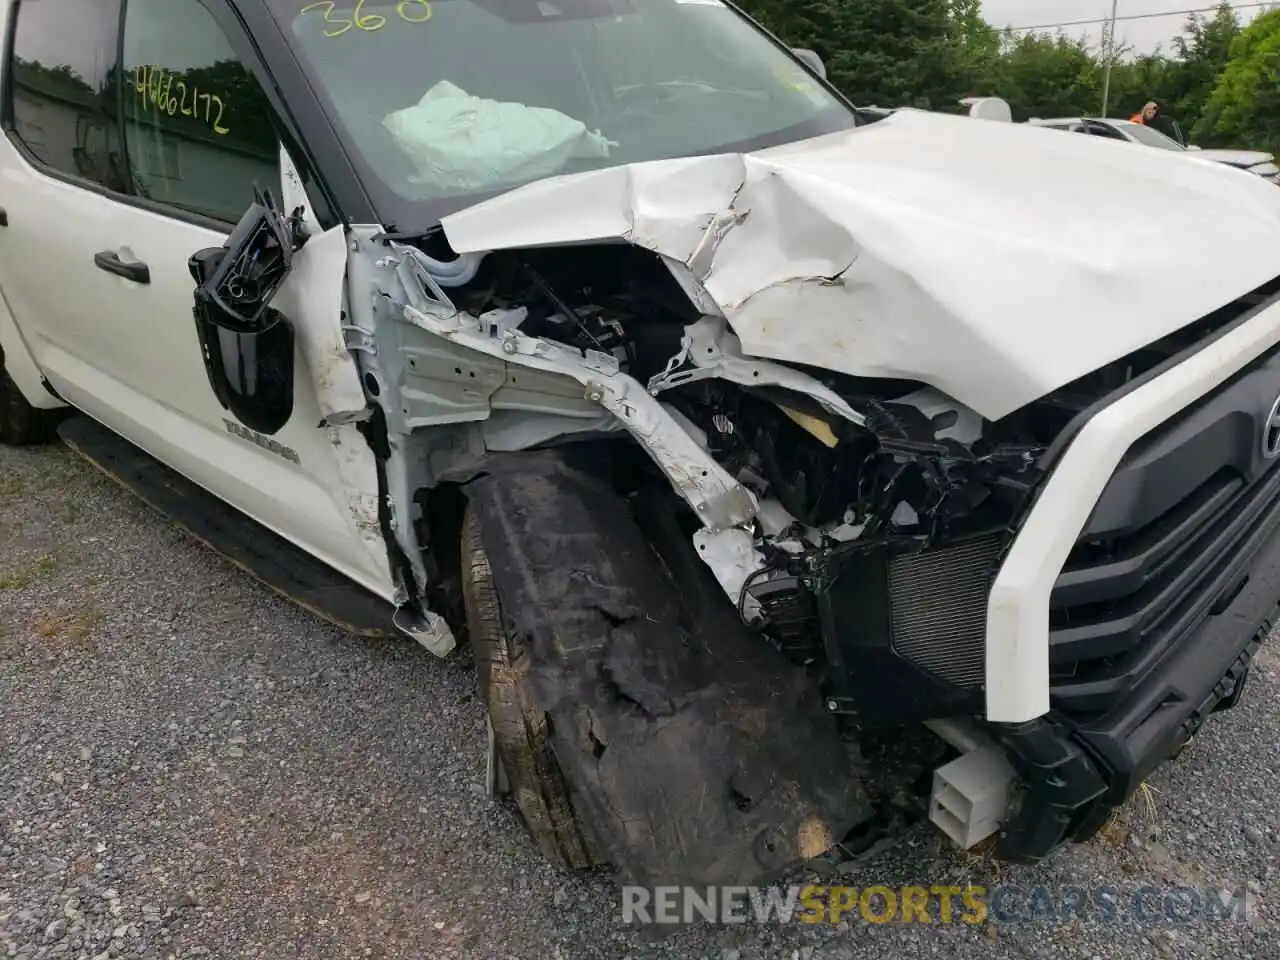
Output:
left=1, top=440, right=1277, bottom=960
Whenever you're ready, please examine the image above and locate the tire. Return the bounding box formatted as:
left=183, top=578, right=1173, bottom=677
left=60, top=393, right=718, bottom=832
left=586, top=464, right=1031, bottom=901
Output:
left=460, top=451, right=869, bottom=887
left=461, top=505, right=602, bottom=870
left=0, top=364, right=59, bottom=446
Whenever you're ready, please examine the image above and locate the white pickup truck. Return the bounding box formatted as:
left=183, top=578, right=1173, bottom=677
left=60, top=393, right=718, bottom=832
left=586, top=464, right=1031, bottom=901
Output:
left=3, top=0, right=1279, bottom=886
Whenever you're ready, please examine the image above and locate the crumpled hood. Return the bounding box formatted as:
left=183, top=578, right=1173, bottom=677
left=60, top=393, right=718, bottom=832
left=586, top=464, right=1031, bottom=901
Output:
left=1193, top=147, right=1276, bottom=170
left=441, top=108, right=1280, bottom=421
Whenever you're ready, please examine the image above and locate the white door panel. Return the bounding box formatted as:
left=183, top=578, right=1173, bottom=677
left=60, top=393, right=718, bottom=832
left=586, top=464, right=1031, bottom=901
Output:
left=0, top=163, right=131, bottom=374
left=0, top=282, right=60, bottom=408
left=0, top=0, right=395, bottom=603
left=41, top=343, right=392, bottom=598
left=0, top=148, right=395, bottom=601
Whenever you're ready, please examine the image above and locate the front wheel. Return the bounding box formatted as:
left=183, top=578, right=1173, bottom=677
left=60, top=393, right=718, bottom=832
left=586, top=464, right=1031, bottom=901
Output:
left=461, top=506, right=602, bottom=870
left=458, top=452, right=868, bottom=886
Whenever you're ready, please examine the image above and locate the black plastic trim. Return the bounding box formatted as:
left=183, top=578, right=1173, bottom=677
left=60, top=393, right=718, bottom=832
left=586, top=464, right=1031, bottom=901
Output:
left=1033, top=278, right=1280, bottom=477
left=993, top=718, right=1108, bottom=864
left=1051, top=472, right=1241, bottom=609
left=994, top=512, right=1280, bottom=862
left=1051, top=465, right=1280, bottom=656
left=1047, top=461, right=1280, bottom=711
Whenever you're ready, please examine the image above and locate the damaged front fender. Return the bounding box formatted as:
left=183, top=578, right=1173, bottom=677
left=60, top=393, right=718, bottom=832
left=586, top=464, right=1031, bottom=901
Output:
left=398, top=295, right=757, bottom=531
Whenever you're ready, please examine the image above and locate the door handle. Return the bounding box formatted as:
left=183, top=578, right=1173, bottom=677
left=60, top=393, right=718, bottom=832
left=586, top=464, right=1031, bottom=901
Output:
left=0, top=207, right=7, bottom=227
left=94, top=250, right=150, bottom=284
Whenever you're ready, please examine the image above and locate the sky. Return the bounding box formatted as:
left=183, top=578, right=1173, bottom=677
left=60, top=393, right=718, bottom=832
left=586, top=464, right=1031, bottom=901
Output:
left=981, top=0, right=1269, bottom=55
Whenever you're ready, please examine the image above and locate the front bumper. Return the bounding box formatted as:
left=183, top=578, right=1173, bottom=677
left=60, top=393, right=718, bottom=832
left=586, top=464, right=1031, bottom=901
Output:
left=984, top=292, right=1280, bottom=723
left=815, top=286, right=1280, bottom=860
left=985, top=286, right=1280, bottom=860
left=995, top=520, right=1276, bottom=862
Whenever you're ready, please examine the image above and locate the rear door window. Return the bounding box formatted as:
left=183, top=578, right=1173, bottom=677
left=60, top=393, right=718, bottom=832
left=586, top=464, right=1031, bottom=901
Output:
left=120, top=0, right=280, bottom=222
left=5, top=0, right=126, bottom=191
left=1084, top=122, right=1129, bottom=141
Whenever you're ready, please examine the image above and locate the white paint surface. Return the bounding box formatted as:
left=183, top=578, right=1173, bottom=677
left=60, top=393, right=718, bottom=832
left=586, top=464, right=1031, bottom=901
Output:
left=986, top=296, right=1280, bottom=722
left=443, top=108, right=1280, bottom=422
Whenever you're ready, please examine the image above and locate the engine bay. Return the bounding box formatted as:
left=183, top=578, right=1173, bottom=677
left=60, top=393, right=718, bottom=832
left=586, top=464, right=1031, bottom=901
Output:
left=331, top=210, right=1261, bottom=690
left=438, top=240, right=1051, bottom=536
left=374, top=236, right=1096, bottom=662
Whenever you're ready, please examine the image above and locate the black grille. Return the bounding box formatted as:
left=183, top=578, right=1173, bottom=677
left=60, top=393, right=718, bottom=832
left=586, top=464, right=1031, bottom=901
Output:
left=1050, top=457, right=1280, bottom=714
left=888, top=533, right=1005, bottom=687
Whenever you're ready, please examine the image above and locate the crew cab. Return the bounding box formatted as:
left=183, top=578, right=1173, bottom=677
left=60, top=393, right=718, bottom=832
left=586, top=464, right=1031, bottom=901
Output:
left=3, top=0, right=1280, bottom=887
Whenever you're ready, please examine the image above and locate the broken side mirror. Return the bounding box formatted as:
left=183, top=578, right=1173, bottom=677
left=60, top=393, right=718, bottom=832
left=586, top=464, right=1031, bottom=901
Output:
left=196, top=188, right=308, bottom=332
left=188, top=190, right=310, bottom=437
left=791, top=48, right=826, bottom=81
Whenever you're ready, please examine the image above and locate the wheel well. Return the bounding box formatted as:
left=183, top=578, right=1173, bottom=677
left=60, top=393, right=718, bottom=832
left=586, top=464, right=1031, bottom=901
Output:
left=418, top=481, right=469, bottom=640
left=417, top=442, right=696, bottom=642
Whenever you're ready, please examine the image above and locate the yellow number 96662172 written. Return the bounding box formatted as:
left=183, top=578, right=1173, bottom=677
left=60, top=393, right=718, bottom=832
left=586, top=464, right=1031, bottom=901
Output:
left=133, top=65, right=231, bottom=136
left=300, top=0, right=432, bottom=38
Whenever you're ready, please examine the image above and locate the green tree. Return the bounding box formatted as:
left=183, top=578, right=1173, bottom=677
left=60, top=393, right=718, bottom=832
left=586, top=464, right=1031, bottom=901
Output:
left=11, top=60, right=93, bottom=95
left=1195, top=9, right=1280, bottom=150
left=946, top=0, right=1007, bottom=104
left=738, top=0, right=1254, bottom=138
left=994, top=32, right=1102, bottom=120
left=1115, top=3, right=1241, bottom=137
left=739, top=0, right=990, bottom=109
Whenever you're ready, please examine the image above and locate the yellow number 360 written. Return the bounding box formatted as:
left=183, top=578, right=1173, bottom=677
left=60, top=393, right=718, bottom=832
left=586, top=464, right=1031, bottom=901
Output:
left=300, top=0, right=431, bottom=38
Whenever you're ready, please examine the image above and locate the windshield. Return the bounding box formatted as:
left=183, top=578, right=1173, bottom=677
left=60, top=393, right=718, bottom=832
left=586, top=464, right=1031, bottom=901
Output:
left=268, top=0, right=854, bottom=230
left=1116, top=121, right=1185, bottom=151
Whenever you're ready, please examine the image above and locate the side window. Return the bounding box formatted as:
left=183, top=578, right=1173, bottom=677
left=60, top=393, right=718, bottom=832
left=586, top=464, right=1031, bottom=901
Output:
left=6, top=0, right=126, bottom=191
left=1085, top=122, right=1128, bottom=141
left=120, top=0, right=279, bottom=222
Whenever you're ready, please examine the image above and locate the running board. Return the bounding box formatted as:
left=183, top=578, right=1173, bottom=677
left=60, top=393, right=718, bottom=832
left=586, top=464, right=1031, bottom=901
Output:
left=58, top=415, right=398, bottom=638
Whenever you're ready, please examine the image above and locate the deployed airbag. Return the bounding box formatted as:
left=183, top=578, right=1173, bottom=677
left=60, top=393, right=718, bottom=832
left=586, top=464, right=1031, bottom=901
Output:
left=382, top=81, right=613, bottom=191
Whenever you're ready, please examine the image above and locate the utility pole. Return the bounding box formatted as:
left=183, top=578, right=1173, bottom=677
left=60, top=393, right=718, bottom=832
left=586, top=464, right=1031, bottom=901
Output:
left=1100, top=0, right=1119, bottom=117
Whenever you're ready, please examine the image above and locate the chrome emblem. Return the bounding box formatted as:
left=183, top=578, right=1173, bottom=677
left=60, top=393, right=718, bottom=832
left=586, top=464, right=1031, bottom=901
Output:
left=1264, top=393, right=1280, bottom=459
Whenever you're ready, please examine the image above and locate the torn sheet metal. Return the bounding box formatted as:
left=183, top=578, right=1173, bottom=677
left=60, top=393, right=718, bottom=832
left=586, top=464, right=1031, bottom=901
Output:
left=345, top=228, right=434, bottom=600
left=270, top=224, right=369, bottom=424
left=276, top=147, right=367, bottom=423
left=394, top=605, right=456, bottom=658
left=648, top=316, right=865, bottom=428
left=693, top=527, right=765, bottom=618
left=442, top=108, right=1280, bottom=421
left=268, top=200, right=390, bottom=587
left=323, top=420, right=392, bottom=580
left=400, top=303, right=757, bottom=531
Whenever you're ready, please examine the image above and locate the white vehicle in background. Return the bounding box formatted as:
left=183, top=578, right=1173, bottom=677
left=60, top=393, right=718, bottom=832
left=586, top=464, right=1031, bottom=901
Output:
left=1029, top=116, right=1280, bottom=182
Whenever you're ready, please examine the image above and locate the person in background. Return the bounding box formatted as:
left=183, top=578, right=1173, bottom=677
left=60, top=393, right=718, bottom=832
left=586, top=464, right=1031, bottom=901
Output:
left=1129, top=100, right=1187, bottom=144
left=1130, top=101, right=1160, bottom=125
